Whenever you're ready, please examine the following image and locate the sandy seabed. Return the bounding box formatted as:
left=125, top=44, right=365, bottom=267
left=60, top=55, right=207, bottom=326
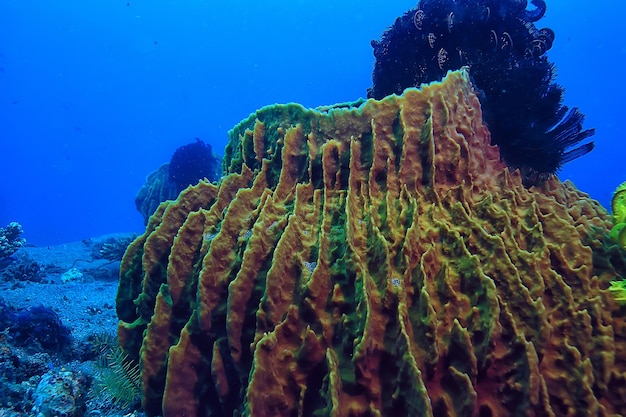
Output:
left=0, top=233, right=143, bottom=417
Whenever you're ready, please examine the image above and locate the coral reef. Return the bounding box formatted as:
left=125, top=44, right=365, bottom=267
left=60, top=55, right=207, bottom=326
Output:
left=0, top=252, right=44, bottom=283
left=368, top=0, right=594, bottom=184
left=0, top=222, right=25, bottom=258
left=135, top=163, right=179, bottom=226
left=136, top=140, right=222, bottom=224
left=0, top=298, right=14, bottom=330
left=0, top=341, right=52, bottom=412
left=61, top=267, right=84, bottom=283
left=0, top=301, right=78, bottom=414
left=92, top=235, right=136, bottom=262
left=169, top=138, right=221, bottom=192
left=31, top=369, right=88, bottom=417
left=9, top=305, right=72, bottom=354
left=116, top=70, right=626, bottom=417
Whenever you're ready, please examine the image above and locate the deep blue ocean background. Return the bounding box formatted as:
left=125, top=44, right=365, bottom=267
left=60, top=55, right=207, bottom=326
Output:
left=1, top=0, right=623, bottom=246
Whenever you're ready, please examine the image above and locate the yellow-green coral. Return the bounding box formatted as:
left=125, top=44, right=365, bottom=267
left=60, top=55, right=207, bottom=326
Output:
left=610, top=181, right=626, bottom=247
left=611, top=181, right=626, bottom=225
left=609, top=280, right=626, bottom=305
left=609, top=181, right=626, bottom=305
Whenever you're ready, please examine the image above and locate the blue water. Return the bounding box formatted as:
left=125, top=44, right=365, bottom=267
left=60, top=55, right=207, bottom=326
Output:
left=1, top=1, right=624, bottom=246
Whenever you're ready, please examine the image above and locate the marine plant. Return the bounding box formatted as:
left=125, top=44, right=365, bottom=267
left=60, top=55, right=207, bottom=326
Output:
left=368, top=0, right=594, bottom=184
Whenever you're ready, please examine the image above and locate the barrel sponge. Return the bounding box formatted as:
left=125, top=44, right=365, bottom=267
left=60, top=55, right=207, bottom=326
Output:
left=116, top=70, right=626, bottom=417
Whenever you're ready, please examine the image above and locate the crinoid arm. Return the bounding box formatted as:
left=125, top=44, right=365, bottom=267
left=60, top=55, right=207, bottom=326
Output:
left=367, top=0, right=595, bottom=182
left=546, top=106, right=596, bottom=165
